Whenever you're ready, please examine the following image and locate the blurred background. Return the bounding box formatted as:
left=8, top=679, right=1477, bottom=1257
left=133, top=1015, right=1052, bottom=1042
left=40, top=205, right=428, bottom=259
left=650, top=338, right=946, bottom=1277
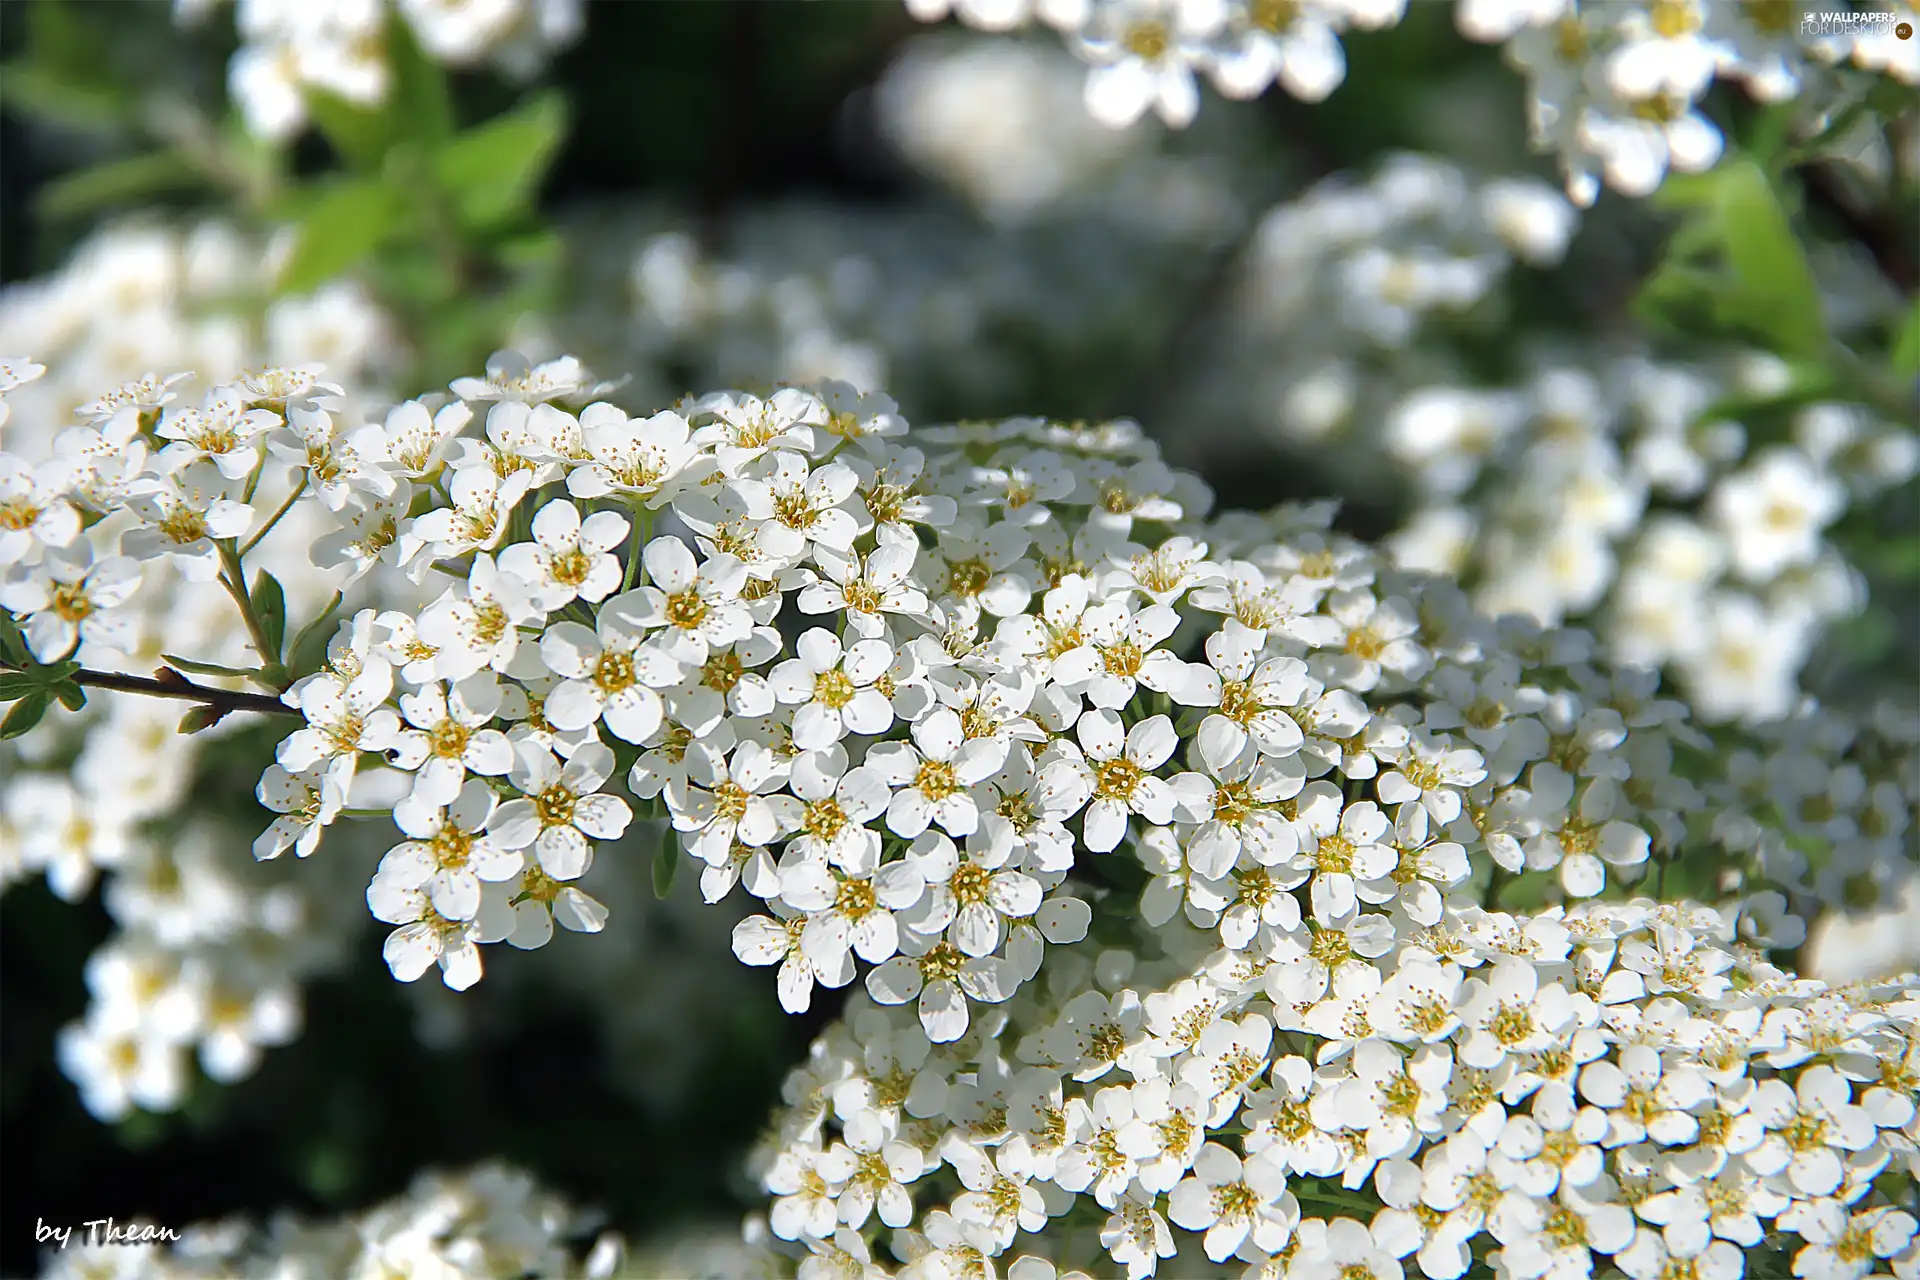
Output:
left=1, top=0, right=1914, bottom=1272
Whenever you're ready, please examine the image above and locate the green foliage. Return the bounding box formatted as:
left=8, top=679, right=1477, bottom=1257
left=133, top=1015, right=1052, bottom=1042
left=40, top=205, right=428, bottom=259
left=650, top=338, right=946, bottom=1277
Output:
left=275, top=179, right=407, bottom=296
left=652, top=825, right=680, bottom=899
left=250, top=569, right=288, bottom=665
left=431, top=92, right=568, bottom=234
left=0, top=615, right=85, bottom=735
left=1638, top=159, right=1827, bottom=360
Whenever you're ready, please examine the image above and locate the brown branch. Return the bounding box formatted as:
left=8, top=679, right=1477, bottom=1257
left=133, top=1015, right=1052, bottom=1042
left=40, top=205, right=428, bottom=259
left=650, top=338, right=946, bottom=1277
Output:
left=0, top=662, right=301, bottom=718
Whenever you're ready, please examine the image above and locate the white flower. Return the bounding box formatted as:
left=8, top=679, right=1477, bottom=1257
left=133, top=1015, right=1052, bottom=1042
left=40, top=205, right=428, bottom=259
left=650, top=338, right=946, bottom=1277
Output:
left=310, top=482, right=422, bottom=582
left=783, top=747, right=892, bottom=871
left=1456, top=957, right=1576, bottom=1069
left=1743, top=1064, right=1877, bottom=1196
left=1211, top=0, right=1348, bottom=102
left=411, top=462, right=534, bottom=558
left=784, top=856, right=927, bottom=972
left=374, top=779, right=522, bottom=921
left=0, top=454, right=81, bottom=565
left=539, top=612, right=677, bottom=743
left=253, top=764, right=345, bottom=860
left=566, top=404, right=698, bottom=504
left=380, top=397, right=471, bottom=476
left=1076, top=0, right=1222, bottom=128
left=1076, top=599, right=1202, bottom=710
left=865, top=930, right=1019, bottom=1042
left=122, top=460, right=254, bottom=580
left=1166, top=1141, right=1296, bottom=1263
left=797, top=541, right=929, bottom=638
left=269, top=398, right=393, bottom=511
left=868, top=708, right=1005, bottom=839
left=950, top=1138, right=1047, bottom=1247
left=1614, top=1225, right=1743, bottom=1280
left=1045, top=709, right=1178, bottom=853
left=771, top=629, right=901, bottom=751
left=416, top=553, right=542, bottom=681
left=728, top=450, right=865, bottom=561
left=497, top=499, right=630, bottom=610
left=366, top=877, right=487, bottom=991
left=1289, top=1217, right=1404, bottom=1280
left=275, top=659, right=401, bottom=790
left=821, top=1129, right=925, bottom=1230
left=476, top=864, right=609, bottom=951
left=488, top=742, right=631, bottom=880
left=899, top=830, right=1043, bottom=956
left=388, top=676, right=516, bottom=805
left=1295, top=792, right=1396, bottom=918
left=1189, top=623, right=1310, bottom=769
left=1578, top=1042, right=1710, bottom=1148
left=451, top=349, right=604, bottom=404
left=675, top=740, right=794, bottom=861
left=0, top=547, right=142, bottom=661
left=154, top=391, right=278, bottom=479
left=1708, top=447, right=1845, bottom=583
left=733, top=911, right=854, bottom=1014
left=609, top=537, right=751, bottom=666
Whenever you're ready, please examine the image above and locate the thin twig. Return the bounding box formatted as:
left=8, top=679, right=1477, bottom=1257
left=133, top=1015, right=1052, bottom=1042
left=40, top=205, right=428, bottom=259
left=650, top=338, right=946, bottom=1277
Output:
left=0, top=662, right=300, bottom=718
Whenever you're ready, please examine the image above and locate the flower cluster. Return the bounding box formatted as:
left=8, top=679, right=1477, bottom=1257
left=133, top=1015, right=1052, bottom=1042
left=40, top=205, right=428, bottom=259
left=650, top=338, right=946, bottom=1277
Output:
left=3, top=352, right=1915, bottom=1279
left=175, top=0, right=584, bottom=142
left=906, top=0, right=1920, bottom=202
left=1174, top=153, right=1913, bottom=725
left=38, top=1162, right=623, bottom=1280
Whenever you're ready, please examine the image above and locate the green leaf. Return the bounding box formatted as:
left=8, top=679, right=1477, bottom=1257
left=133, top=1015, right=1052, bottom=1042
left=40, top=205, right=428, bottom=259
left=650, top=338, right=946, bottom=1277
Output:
left=161, top=653, right=262, bottom=680
left=276, top=180, right=403, bottom=296
left=287, top=591, right=346, bottom=678
left=0, top=59, right=129, bottom=133
left=652, top=825, right=680, bottom=900
left=1892, top=302, right=1920, bottom=378
left=0, top=672, right=40, bottom=700
left=251, top=570, right=288, bottom=661
left=387, top=19, right=454, bottom=149
left=431, top=92, right=568, bottom=232
left=1, top=691, right=51, bottom=740
left=307, top=90, right=394, bottom=172
left=1714, top=158, right=1826, bottom=359
left=0, top=614, right=28, bottom=666
left=35, top=150, right=200, bottom=221
left=53, top=681, right=86, bottom=712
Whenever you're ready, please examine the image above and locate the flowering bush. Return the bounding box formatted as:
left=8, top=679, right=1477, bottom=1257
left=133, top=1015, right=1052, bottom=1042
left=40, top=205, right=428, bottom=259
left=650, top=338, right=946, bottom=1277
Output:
left=2, top=348, right=1915, bottom=1278
left=1, top=0, right=1915, bottom=1276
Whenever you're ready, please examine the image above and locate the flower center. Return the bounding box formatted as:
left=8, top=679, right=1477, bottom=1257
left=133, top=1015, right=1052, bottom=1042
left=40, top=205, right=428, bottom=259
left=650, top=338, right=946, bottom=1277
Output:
left=664, top=588, right=708, bottom=630
left=951, top=862, right=993, bottom=905
left=835, top=877, right=878, bottom=919
left=534, top=785, right=577, bottom=827
left=427, top=718, right=470, bottom=759
left=549, top=547, right=593, bottom=586
left=713, top=780, right=752, bottom=821
left=701, top=651, right=744, bottom=693
left=594, top=650, right=637, bottom=693
left=48, top=580, right=94, bottom=623
left=915, top=759, right=960, bottom=800
left=1122, top=19, right=1170, bottom=60
left=1099, top=639, right=1144, bottom=677
left=946, top=557, right=992, bottom=598
left=813, top=669, right=855, bottom=708
left=158, top=505, right=210, bottom=545
left=1093, top=757, right=1143, bottom=802
left=920, top=941, right=965, bottom=983
left=1314, top=833, right=1356, bottom=875
left=804, top=798, right=847, bottom=842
